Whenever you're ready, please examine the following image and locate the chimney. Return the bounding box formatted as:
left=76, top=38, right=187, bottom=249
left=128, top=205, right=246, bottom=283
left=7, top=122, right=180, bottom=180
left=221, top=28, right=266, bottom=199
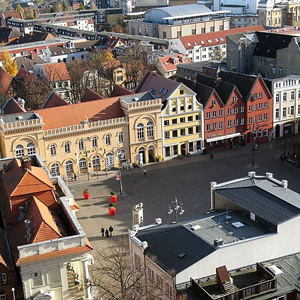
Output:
left=266, top=172, right=273, bottom=179
left=281, top=180, right=288, bottom=190
left=248, top=171, right=256, bottom=178
left=20, top=156, right=31, bottom=171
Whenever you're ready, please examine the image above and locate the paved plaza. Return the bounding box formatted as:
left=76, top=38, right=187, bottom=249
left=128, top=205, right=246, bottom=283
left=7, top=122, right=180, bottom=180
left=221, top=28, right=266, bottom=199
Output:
left=68, top=142, right=300, bottom=254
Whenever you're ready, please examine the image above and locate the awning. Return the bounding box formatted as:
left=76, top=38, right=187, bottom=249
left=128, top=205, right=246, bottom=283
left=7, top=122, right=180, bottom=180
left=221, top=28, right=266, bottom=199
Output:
left=207, top=133, right=241, bottom=143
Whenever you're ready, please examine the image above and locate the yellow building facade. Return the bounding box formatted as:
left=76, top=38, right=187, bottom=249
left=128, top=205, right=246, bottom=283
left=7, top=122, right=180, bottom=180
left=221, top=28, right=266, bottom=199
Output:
left=162, top=83, right=204, bottom=158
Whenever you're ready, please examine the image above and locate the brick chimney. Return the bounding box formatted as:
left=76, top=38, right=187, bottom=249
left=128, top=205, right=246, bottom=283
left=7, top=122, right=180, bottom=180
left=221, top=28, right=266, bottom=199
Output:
left=20, top=156, right=31, bottom=171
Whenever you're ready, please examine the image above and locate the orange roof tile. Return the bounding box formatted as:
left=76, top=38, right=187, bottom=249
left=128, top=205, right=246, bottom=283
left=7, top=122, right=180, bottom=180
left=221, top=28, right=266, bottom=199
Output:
left=42, top=91, right=69, bottom=108
left=180, top=25, right=265, bottom=50
left=82, top=88, right=104, bottom=102
left=0, top=228, right=13, bottom=269
left=0, top=67, right=13, bottom=96
left=2, top=98, right=26, bottom=115
left=44, top=62, right=70, bottom=82
left=36, top=96, right=124, bottom=130
left=16, top=244, right=92, bottom=265
left=158, top=54, right=192, bottom=72
left=111, top=84, right=134, bottom=97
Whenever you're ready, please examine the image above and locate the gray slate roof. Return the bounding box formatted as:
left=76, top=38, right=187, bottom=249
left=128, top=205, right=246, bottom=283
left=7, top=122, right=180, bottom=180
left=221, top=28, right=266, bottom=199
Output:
left=136, top=224, right=215, bottom=273
left=216, top=186, right=300, bottom=225
left=0, top=112, right=38, bottom=123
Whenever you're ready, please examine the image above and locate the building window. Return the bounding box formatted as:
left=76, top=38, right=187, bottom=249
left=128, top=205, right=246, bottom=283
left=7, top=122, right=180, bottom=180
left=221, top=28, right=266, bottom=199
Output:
left=276, top=109, right=279, bottom=119
left=79, top=158, right=88, bottom=171
left=228, top=108, right=232, bottom=115
left=279, top=67, right=282, bottom=74
left=259, top=92, right=263, bottom=98
left=180, top=117, right=185, bottom=123
left=276, top=94, right=280, bottom=103
left=1, top=273, right=6, bottom=284
left=219, top=110, right=223, bottom=116
left=272, top=66, right=276, bottom=74
left=264, top=113, right=268, bottom=120
left=165, top=146, right=170, bottom=157
left=188, top=127, right=193, bottom=134
left=249, top=117, right=253, bottom=124
left=65, top=160, right=73, bottom=174
left=259, top=114, right=262, bottom=122
left=65, top=142, right=70, bottom=153
left=207, top=124, right=211, bottom=131
left=258, top=130, right=263, bottom=137
left=16, top=145, right=24, bottom=158
left=50, top=144, right=56, bottom=156
left=264, top=102, right=268, bottom=109
left=147, top=122, right=154, bottom=137
left=196, top=125, right=201, bottom=133
left=189, top=142, right=193, bottom=152
left=79, top=139, right=84, bottom=150
left=196, top=114, right=200, bottom=120
left=213, top=111, right=217, bottom=118
left=207, top=112, right=211, bottom=119
left=105, top=134, right=111, bottom=145
left=164, top=120, right=169, bottom=126
left=51, top=163, right=60, bottom=176
left=219, top=121, right=223, bottom=129
left=172, top=130, right=178, bottom=138
left=32, top=272, right=42, bottom=287
left=188, top=116, right=193, bottom=121
left=298, top=105, right=300, bottom=114
left=253, top=93, right=257, bottom=100
left=255, top=104, right=257, bottom=111
left=283, top=107, right=287, bottom=117
left=165, top=131, right=170, bottom=139
left=180, top=128, right=185, bottom=136
left=172, top=119, right=177, bottom=124
left=291, top=106, right=295, bottom=115
left=249, top=105, right=253, bottom=112
left=119, top=132, right=124, bottom=143
left=240, top=106, right=244, bottom=113
left=180, top=89, right=184, bottom=95
left=173, top=145, right=178, bottom=155
left=291, top=91, right=295, bottom=100
left=259, top=103, right=263, bottom=110
left=264, top=129, right=268, bottom=136
left=212, top=99, right=216, bottom=106
left=283, top=93, right=287, bottom=102
left=137, top=124, right=144, bottom=139
left=234, top=119, right=238, bottom=126
left=91, top=137, right=97, bottom=148
left=180, top=106, right=184, bottom=111
left=27, top=143, right=35, bottom=155
left=93, top=155, right=100, bottom=170
left=213, top=123, right=217, bottom=130
left=234, top=107, right=238, bottom=114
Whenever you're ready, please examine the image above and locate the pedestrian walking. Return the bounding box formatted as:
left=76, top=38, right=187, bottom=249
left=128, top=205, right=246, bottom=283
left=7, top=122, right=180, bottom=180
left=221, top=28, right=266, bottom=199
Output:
left=143, top=167, right=147, bottom=176
left=73, top=173, right=77, bottom=181
left=105, top=229, right=109, bottom=238
left=109, top=225, right=114, bottom=236
left=101, top=227, right=105, bottom=236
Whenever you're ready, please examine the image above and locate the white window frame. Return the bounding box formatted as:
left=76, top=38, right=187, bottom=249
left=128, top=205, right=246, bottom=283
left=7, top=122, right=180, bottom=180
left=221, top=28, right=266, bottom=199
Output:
left=79, top=139, right=84, bottom=150
left=137, top=124, right=144, bottom=139
left=27, top=143, right=35, bottom=155
left=65, top=141, right=70, bottom=153
left=147, top=122, right=154, bottom=138
left=92, top=137, right=98, bottom=148
left=50, top=144, right=56, bottom=156
left=16, top=145, right=24, bottom=158
left=105, top=134, right=111, bottom=146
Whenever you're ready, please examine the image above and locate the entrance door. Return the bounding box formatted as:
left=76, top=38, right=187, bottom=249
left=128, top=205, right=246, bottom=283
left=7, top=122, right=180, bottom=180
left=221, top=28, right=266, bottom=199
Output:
left=181, top=144, right=186, bottom=156
left=275, top=124, right=280, bottom=137
left=148, top=146, right=155, bottom=162
left=106, top=154, right=114, bottom=168
left=139, top=147, right=145, bottom=163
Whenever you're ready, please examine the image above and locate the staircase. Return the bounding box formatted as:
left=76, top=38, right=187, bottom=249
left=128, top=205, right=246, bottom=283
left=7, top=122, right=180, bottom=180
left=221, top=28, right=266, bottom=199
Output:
left=67, top=269, right=86, bottom=300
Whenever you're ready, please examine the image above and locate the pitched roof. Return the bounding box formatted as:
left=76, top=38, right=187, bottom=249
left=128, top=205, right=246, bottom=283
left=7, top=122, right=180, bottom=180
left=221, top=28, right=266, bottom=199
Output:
left=0, top=27, right=22, bottom=40
left=2, top=97, right=26, bottom=115
left=82, top=88, right=104, bottom=102
left=36, top=96, right=124, bottom=130
left=7, top=31, right=53, bottom=45
left=42, top=91, right=69, bottom=108
left=0, top=67, right=13, bottom=96
left=136, top=224, right=215, bottom=273
left=111, top=84, right=134, bottom=97
left=179, top=25, right=265, bottom=50
left=253, top=32, right=294, bottom=58
left=105, top=36, right=123, bottom=50
left=158, top=54, right=192, bottom=72
left=135, top=70, right=180, bottom=100
left=15, top=55, right=45, bottom=71
left=0, top=228, right=13, bottom=270
left=44, top=62, right=70, bottom=81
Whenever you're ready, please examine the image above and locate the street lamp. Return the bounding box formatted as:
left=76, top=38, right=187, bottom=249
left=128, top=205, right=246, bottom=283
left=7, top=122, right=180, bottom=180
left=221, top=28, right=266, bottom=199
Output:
left=11, top=288, right=15, bottom=300
left=168, top=197, right=184, bottom=224
left=115, top=146, right=127, bottom=197
left=249, top=124, right=259, bottom=168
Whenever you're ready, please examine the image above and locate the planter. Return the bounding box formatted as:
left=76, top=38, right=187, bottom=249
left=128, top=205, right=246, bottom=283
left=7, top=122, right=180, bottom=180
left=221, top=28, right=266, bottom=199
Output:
left=110, top=195, right=118, bottom=203
left=109, top=207, right=116, bottom=216
left=83, top=193, right=90, bottom=199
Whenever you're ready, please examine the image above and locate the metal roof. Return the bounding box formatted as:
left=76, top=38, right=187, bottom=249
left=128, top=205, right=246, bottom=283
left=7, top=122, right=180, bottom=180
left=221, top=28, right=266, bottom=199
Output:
left=215, top=186, right=300, bottom=225
left=120, top=92, right=155, bottom=103
left=1, top=112, right=38, bottom=123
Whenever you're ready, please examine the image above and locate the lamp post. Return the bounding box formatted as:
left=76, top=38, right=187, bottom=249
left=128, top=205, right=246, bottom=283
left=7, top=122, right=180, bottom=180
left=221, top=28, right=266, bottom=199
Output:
left=249, top=124, right=259, bottom=168
left=115, top=146, right=127, bottom=197
left=168, top=197, right=184, bottom=224
left=11, top=288, right=15, bottom=300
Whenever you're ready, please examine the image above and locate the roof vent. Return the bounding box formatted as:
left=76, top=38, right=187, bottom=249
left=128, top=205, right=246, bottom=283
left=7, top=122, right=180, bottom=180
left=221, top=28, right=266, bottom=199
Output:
left=155, top=218, right=162, bottom=225
left=132, top=97, right=139, bottom=102
left=214, top=238, right=223, bottom=247
left=178, top=253, right=186, bottom=258
left=16, top=115, right=23, bottom=120
left=248, top=171, right=256, bottom=178
left=191, top=225, right=201, bottom=231
left=142, top=241, right=148, bottom=250
left=281, top=180, right=288, bottom=190
left=266, top=172, right=273, bottom=179
left=268, top=265, right=283, bottom=275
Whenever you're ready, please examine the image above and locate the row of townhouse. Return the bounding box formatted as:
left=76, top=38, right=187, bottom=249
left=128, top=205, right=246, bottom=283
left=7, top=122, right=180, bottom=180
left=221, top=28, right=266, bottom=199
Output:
left=0, top=70, right=274, bottom=177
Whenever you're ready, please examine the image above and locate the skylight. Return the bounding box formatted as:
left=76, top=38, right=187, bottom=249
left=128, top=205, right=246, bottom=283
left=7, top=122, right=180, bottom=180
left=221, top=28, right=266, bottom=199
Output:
left=220, top=37, right=224, bottom=41
left=201, top=41, right=204, bottom=44
left=208, top=40, right=212, bottom=43
left=187, top=42, right=191, bottom=46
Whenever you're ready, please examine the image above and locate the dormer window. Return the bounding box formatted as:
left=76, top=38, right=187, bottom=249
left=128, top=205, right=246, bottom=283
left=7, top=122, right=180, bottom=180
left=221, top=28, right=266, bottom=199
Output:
left=163, top=89, right=168, bottom=95
left=187, top=43, right=191, bottom=47
left=212, top=99, right=216, bottom=106
left=208, top=40, right=212, bottom=43
left=159, top=88, right=163, bottom=93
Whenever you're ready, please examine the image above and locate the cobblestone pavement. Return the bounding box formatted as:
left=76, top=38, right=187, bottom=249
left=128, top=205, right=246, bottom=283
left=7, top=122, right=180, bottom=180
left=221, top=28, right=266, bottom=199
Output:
left=68, top=142, right=300, bottom=255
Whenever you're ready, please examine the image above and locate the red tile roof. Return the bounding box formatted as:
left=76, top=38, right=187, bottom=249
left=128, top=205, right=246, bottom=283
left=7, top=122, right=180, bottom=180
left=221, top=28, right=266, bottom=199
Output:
left=36, top=96, right=124, bottom=130
left=2, top=98, right=26, bottom=115
left=0, top=67, right=13, bottom=96
left=0, top=228, right=13, bottom=269
left=135, top=70, right=180, bottom=100
left=111, top=84, right=134, bottom=97
left=44, top=62, right=70, bottom=82
left=158, top=54, right=192, bottom=72
left=105, top=37, right=123, bottom=50
left=180, top=25, right=265, bottom=50
left=82, top=88, right=104, bottom=102
left=42, top=91, right=69, bottom=108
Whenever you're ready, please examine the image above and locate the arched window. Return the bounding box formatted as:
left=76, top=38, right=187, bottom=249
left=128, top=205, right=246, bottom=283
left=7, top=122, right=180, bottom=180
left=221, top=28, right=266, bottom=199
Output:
left=105, top=134, right=111, bottom=146
left=65, top=142, right=71, bottom=153
left=137, top=123, right=144, bottom=139
left=65, top=160, right=73, bottom=174
left=119, top=132, right=124, bottom=143
left=78, top=139, right=84, bottom=150
left=147, top=121, right=154, bottom=137
left=92, top=137, right=98, bottom=148
left=51, top=163, right=60, bottom=176
left=27, top=143, right=35, bottom=155
left=79, top=158, right=87, bottom=172
left=50, top=144, right=56, bottom=156
left=106, top=153, right=113, bottom=168
left=16, top=145, right=24, bottom=158
left=93, top=155, right=100, bottom=171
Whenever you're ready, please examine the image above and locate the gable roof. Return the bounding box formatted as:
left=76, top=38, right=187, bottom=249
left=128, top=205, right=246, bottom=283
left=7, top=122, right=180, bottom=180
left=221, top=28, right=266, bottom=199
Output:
left=0, top=27, right=22, bottom=41
left=253, top=32, right=294, bottom=58
left=82, top=88, right=104, bottom=102
left=180, top=25, right=265, bottom=50
left=44, top=62, right=70, bottom=81
left=2, top=97, right=26, bottom=115
left=111, top=84, right=134, bottom=97
left=7, top=31, right=54, bottom=45
left=158, top=54, right=192, bottom=72
left=42, top=91, right=69, bottom=109
left=36, top=96, right=124, bottom=130
left=0, top=228, right=13, bottom=270
left=0, top=67, right=13, bottom=96
left=15, top=55, right=45, bottom=71
left=135, top=70, right=180, bottom=100
left=137, top=224, right=215, bottom=273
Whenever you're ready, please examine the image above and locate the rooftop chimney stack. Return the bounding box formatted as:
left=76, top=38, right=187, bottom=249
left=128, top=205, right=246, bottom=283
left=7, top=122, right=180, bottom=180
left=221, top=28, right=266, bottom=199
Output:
left=248, top=171, right=256, bottom=178
left=266, top=172, right=273, bottom=179
left=20, top=156, right=31, bottom=171
left=282, top=180, right=288, bottom=190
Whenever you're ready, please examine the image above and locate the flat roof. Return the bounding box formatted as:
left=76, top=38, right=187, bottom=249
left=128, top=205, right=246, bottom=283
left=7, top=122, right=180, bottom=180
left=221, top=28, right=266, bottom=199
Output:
left=120, top=91, right=155, bottom=103
left=1, top=112, right=39, bottom=123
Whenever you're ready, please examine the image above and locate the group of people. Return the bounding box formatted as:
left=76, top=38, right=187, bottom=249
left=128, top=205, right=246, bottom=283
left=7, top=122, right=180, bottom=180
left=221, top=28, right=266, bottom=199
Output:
left=101, top=225, right=114, bottom=237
